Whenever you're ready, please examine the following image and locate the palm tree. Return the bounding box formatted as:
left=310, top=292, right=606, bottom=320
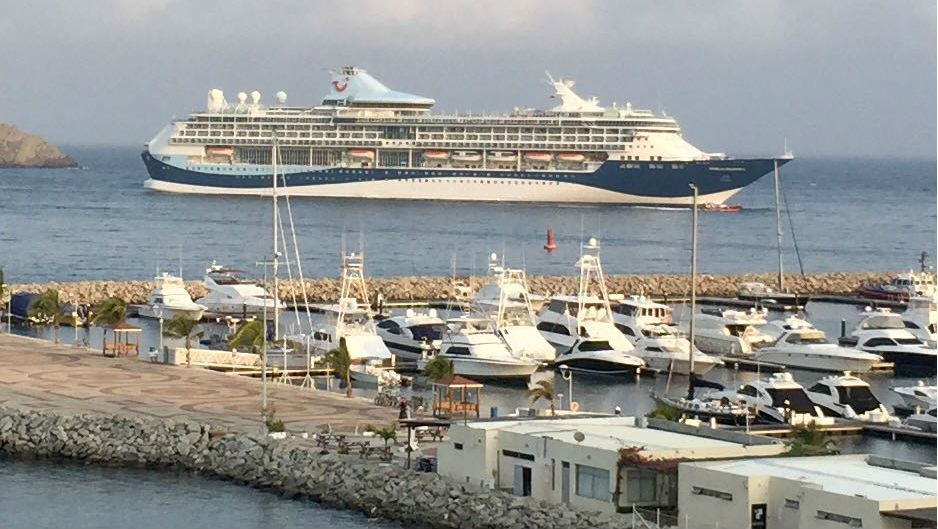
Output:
left=325, top=339, right=353, bottom=398
left=229, top=319, right=265, bottom=357
left=27, top=289, right=68, bottom=343
left=163, top=314, right=203, bottom=367
left=527, top=379, right=556, bottom=416
left=92, top=297, right=127, bottom=352
left=422, top=355, right=454, bottom=382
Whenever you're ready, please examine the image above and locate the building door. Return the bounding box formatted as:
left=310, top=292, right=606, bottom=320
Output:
left=561, top=462, right=570, bottom=504
left=512, top=466, right=531, bottom=496
left=751, top=503, right=767, bottom=529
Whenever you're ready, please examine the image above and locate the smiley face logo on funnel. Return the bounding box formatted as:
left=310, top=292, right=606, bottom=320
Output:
left=332, top=78, right=349, bottom=92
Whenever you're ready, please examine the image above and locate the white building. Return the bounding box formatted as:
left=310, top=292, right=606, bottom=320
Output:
left=437, top=416, right=786, bottom=515
left=678, top=454, right=937, bottom=529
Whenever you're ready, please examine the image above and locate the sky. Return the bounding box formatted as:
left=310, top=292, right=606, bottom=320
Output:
left=0, top=0, right=935, bottom=157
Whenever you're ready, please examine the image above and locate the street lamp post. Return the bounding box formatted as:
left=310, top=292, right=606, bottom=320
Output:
left=156, top=307, right=164, bottom=362
left=559, top=364, right=573, bottom=410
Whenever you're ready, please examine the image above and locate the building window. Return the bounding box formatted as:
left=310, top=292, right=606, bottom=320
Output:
left=454, top=443, right=463, bottom=450
left=691, top=486, right=733, bottom=501
left=576, top=464, right=610, bottom=501
left=551, top=459, right=556, bottom=490
left=626, top=469, right=657, bottom=503
left=502, top=449, right=535, bottom=461
left=784, top=498, right=800, bottom=509
left=816, top=511, right=862, bottom=527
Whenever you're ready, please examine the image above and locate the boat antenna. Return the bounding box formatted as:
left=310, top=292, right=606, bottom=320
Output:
left=687, top=183, right=698, bottom=399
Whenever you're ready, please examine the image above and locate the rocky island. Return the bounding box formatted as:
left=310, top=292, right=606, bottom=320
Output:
left=0, top=123, right=77, bottom=168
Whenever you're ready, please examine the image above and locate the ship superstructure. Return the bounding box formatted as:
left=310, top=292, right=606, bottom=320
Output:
left=143, top=66, right=789, bottom=204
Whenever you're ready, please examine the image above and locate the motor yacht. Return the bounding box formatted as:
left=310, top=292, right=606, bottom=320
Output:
left=196, top=262, right=283, bottom=316
left=902, top=295, right=937, bottom=345
left=682, top=307, right=773, bottom=356
left=705, top=372, right=824, bottom=424
left=636, top=326, right=722, bottom=376
left=805, top=373, right=895, bottom=423
left=376, top=308, right=445, bottom=364
left=906, top=408, right=937, bottom=433
left=839, top=309, right=936, bottom=375
left=553, top=337, right=644, bottom=375
left=753, top=317, right=884, bottom=373
left=422, top=317, right=539, bottom=380
left=610, top=294, right=676, bottom=339
left=855, top=270, right=936, bottom=301
left=892, top=381, right=937, bottom=410
left=138, top=272, right=206, bottom=321
left=473, top=254, right=556, bottom=363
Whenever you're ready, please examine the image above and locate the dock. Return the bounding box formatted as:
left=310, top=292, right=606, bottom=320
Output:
left=0, top=333, right=396, bottom=433
left=726, top=419, right=937, bottom=443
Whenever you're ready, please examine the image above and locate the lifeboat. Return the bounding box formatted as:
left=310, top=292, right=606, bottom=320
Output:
left=347, top=149, right=375, bottom=160
left=556, top=153, right=586, bottom=163
left=451, top=151, right=482, bottom=163
left=205, top=146, right=234, bottom=156
left=523, top=152, right=552, bottom=162
left=423, top=150, right=450, bottom=161
left=489, top=151, right=517, bottom=161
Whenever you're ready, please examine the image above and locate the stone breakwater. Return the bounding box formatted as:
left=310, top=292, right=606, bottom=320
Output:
left=0, top=407, right=623, bottom=529
left=10, top=271, right=905, bottom=307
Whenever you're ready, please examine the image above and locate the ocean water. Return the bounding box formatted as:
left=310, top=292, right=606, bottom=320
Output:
left=0, top=147, right=934, bottom=283
left=0, top=457, right=402, bottom=529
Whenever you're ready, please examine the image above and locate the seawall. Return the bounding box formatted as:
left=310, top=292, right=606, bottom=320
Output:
left=0, top=407, right=624, bottom=529
left=9, top=271, right=905, bottom=306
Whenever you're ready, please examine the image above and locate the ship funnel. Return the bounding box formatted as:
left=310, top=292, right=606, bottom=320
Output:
left=207, top=89, right=227, bottom=112
left=276, top=91, right=287, bottom=105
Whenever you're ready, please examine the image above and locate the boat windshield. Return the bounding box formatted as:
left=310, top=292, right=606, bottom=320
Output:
left=786, top=332, right=829, bottom=345
left=410, top=324, right=444, bottom=342
left=210, top=272, right=253, bottom=285
left=835, top=386, right=880, bottom=414
left=894, top=337, right=924, bottom=345
left=577, top=340, right=613, bottom=352
left=765, top=388, right=815, bottom=413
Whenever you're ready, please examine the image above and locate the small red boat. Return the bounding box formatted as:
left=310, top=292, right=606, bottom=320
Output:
left=699, top=203, right=742, bottom=212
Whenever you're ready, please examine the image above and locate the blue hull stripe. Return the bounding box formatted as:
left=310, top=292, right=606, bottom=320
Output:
left=142, top=152, right=788, bottom=199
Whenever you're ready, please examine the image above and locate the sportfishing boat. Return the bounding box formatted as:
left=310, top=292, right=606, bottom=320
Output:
left=553, top=337, right=645, bottom=375
left=310, top=252, right=398, bottom=386
left=138, top=272, right=206, bottom=321
left=805, top=373, right=895, bottom=423
left=424, top=317, right=540, bottom=380
left=143, top=66, right=790, bottom=205
left=376, top=308, right=445, bottom=363
left=196, top=262, right=283, bottom=316
left=892, top=381, right=937, bottom=410
left=473, top=254, right=555, bottom=363
left=705, top=372, right=825, bottom=424
left=683, top=307, right=773, bottom=356
left=839, top=309, right=936, bottom=375
left=535, top=239, right=642, bottom=362
left=753, top=317, right=884, bottom=373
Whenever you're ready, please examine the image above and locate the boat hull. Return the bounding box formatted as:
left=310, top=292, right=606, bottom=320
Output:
left=437, top=357, right=538, bottom=380
left=137, top=305, right=205, bottom=321
left=641, top=356, right=720, bottom=376
left=751, top=351, right=882, bottom=373
left=143, top=152, right=785, bottom=206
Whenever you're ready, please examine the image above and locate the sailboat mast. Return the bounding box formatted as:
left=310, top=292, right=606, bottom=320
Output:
left=272, top=137, right=280, bottom=341
left=773, top=158, right=784, bottom=292
left=688, top=184, right=698, bottom=399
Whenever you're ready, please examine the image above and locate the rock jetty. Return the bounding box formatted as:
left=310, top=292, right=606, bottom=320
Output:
left=0, top=407, right=624, bottom=529
left=10, top=271, right=904, bottom=307
left=0, top=123, right=77, bottom=168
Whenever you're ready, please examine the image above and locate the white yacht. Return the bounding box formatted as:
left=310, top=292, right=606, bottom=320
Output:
left=839, top=309, right=936, bottom=375
left=536, top=239, right=640, bottom=359
left=705, top=372, right=824, bottom=424
left=683, top=307, right=773, bottom=356
left=892, top=381, right=937, bottom=410
left=196, top=262, right=283, bottom=316
left=637, top=326, right=723, bottom=376
left=610, top=294, right=676, bottom=339
left=902, top=295, right=937, bottom=345
left=138, top=272, right=206, bottom=321
left=473, top=254, right=556, bottom=363
left=424, top=317, right=540, bottom=380
left=753, top=317, right=884, bottom=373
left=805, top=374, right=895, bottom=423
left=376, top=308, right=445, bottom=363
left=553, top=337, right=645, bottom=375
left=906, top=408, right=937, bottom=433
left=310, top=253, right=397, bottom=386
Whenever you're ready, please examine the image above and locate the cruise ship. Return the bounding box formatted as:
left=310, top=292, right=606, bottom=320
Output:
left=142, top=67, right=791, bottom=205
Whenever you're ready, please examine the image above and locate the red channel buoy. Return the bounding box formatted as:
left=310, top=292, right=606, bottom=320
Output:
left=544, top=229, right=557, bottom=251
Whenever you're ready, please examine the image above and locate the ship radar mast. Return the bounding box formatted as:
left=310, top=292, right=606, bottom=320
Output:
left=545, top=71, right=604, bottom=113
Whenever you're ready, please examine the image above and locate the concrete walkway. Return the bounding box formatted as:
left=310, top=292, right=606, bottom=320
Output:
left=0, top=334, right=397, bottom=433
